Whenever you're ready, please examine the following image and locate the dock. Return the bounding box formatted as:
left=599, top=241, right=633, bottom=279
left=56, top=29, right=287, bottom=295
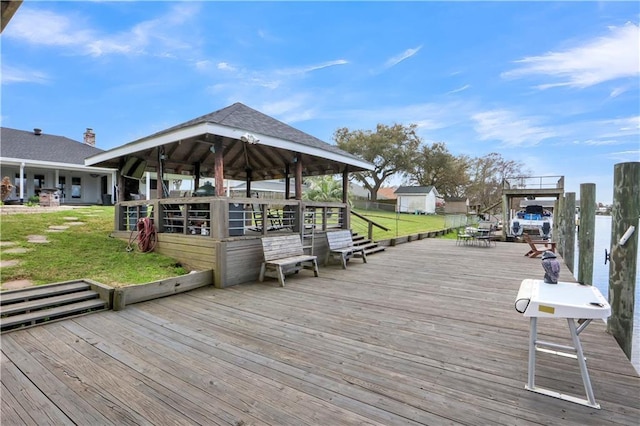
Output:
left=2, top=238, right=638, bottom=425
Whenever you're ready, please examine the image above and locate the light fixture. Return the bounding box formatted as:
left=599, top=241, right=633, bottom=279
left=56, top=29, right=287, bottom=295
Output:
left=210, top=145, right=216, bottom=153
left=240, top=133, right=260, bottom=144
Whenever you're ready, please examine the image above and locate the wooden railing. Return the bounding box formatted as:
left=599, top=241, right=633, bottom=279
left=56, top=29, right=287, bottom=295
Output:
left=115, top=197, right=349, bottom=239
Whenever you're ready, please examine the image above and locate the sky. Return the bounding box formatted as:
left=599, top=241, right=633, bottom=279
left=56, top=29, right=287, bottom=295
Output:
left=1, top=1, right=639, bottom=204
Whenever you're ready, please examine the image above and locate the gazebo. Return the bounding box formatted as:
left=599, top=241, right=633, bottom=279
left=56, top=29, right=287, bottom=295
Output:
left=86, top=102, right=374, bottom=287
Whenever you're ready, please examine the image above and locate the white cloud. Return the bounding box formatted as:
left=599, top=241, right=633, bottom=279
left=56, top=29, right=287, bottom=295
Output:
left=446, top=84, right=471, bottom=95
left=472, top=109, right=557, bottom=147
left=609, top=87, right=627, bottom=98
left=384, top=46, right=422, bottom=69
left=217, top=62, right=236, bottom=71
left=605, top=150, right=640, bottom=162
left=1, top=65, right=49, bottom=85
left=277, top=59, right=349, bottom=76
left=502, top=22, right=639, bottom=89
left=5, top=4, right=199, bottom=58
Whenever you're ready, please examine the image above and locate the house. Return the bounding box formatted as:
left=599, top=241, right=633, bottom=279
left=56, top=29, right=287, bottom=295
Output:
left=0, top=127, right=116, bottom=204
left=444, top=197, right=469, bottom=214
left=377, top=187, right=398, bottom=201
left=394, top=186, right=443, bottom=214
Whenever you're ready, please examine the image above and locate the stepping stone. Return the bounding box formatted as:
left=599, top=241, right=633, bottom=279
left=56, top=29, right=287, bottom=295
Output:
left=46, top=229, right=66, bottom=233
left=27, top=235, right=49, bottom=243
left=66, top=222, right=86, bottom=226
left=0, top=241, right=16, bottom=247
left=0, top=259, right=20, bottom=268
left=3, top=248, right=30, bottom=254
left=1, top=279, right=34, bottom=290
left=49, top=225, right=70, bottom=230
left=63, top=217, right=79, bottom=221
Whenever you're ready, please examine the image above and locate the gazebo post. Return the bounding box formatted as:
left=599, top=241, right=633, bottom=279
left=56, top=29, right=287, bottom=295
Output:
left=214, top=137, right=224, bottom=197
left=285, top=164, right=291, bottom=200
left=295, top=154, right=302, bottom=200
left=342, top=166, right=350, bottom=230
left=193, top=162, right=200, bottom=193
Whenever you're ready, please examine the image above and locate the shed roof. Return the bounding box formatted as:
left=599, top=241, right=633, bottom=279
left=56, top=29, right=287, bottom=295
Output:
left=86, top=102, right=374, bottom=181
left=394, top=186, right=437, bottom=195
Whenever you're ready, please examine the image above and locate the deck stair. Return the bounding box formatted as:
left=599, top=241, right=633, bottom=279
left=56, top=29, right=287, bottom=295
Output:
left=1, top=281, right=108, bottom=333
left=351, top=232, right=385, bottom=256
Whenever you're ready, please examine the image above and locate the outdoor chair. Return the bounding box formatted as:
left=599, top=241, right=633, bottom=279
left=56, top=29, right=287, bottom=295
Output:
left=456, top=228, right=473, bottom=246
left=523, top=233, right=556, bottom=258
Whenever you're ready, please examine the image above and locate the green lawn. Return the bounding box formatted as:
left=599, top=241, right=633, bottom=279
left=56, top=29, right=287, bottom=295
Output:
left=0, top=207, right=186, bottom=288
left=350, top=208, right=451, bottom=241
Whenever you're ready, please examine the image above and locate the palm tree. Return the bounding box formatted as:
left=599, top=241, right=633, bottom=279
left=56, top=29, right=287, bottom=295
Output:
left=303, top=176, right=343, bottom=202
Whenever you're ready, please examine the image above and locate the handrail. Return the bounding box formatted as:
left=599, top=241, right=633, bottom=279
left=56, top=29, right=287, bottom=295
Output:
left=351, top=210, right=390, bottom=240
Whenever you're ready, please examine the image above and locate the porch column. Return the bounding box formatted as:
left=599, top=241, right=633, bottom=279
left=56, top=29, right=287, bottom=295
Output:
left=111, top=170, right=117, bottom=204
left=19, top=162, right=25, bottom=204
left=214, top=138, right=224, bottom=196
left=295, top=154, right=302, bottom=200
left=145, top=172, right=151, bottom=200
left=285, top=164, right=291, bottom=200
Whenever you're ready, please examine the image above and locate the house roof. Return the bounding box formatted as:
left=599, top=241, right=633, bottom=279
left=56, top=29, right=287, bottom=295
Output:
left=0, top=127, right=104, bottom=165
left=394, top=186, right=437, bottom=195
left=86, top=102, right=374, bottom=181
left=377, top=187, right=398, bottom=200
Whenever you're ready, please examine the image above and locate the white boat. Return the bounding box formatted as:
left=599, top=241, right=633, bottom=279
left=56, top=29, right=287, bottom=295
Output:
left=509, top=204, right=553, bottom=239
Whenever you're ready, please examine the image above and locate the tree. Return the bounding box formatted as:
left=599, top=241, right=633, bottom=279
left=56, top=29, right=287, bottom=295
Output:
left=409, top=142, right=471, bottom=198
left=334, top=124, right=421, bottom=202
left=466, top=153, right=529, bottom=213
left=303, top=176, right=343, bottom=202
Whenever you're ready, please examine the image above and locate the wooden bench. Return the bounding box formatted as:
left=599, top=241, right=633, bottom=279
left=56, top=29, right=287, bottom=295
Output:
left=259, top=234, right=319, bottom=287
left=325, top=230, right=367, bottom=269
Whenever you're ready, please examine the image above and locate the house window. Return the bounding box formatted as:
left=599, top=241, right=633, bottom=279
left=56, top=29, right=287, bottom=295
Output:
left=71, top=177, right=81, bottom=199
left=34, top=174, right=45, bottom=195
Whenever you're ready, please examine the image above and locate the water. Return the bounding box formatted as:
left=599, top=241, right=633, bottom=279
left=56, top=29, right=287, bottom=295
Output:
left=573, top=215, right=640, bottom=373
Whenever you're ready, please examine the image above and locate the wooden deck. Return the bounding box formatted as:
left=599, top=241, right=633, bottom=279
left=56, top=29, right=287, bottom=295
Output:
left=2, top=238, right=638, bottom=425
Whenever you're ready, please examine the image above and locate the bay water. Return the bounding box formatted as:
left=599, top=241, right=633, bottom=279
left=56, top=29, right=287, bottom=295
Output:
left=572, top=215, right=639, bottom=373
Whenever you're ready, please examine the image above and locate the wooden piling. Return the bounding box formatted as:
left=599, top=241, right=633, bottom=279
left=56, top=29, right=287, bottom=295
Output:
left=555, top=194, right=565, bottom=258
left=607, top=162, right=639, bottom=360
left=562, top=192, right=576, bottom=274
left=578, top=184, right=595, bottom=284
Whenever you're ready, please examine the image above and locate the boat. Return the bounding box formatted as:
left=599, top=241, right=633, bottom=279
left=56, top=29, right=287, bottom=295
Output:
left=509, top=202, right=553, bottom=240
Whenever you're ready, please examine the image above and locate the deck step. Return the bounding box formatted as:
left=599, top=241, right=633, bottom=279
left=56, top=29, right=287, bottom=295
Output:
left=1, top=290, right=100, bottom=316
left=1, top=299, right=107, bottom=332
left=1, top=281, right=91, bottom=305
left=350, top=233, right=385, bottom=256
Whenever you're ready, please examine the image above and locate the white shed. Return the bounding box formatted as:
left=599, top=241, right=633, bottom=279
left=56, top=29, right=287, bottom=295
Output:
left=394, top=186, right=443, bottom=214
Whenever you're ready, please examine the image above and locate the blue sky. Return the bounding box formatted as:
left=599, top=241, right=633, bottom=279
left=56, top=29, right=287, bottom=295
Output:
left=1, top=1, right=638, bottom=203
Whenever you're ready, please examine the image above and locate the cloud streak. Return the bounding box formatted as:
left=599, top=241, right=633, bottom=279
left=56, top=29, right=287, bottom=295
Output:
left=502, top=22, right=639, bottom=89
left=1, top=65, right=49, bottom=85
left=472, top=109, right=558, bottom=147
left=384, top=46, right=422, bottom=69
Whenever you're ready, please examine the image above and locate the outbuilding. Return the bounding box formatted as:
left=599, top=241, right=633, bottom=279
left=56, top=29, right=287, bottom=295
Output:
left=394, top=186, right=443, bottom=214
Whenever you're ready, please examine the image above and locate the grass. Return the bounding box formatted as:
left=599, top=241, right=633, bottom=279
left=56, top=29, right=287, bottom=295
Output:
left=0, top=205, right=460, bottom=289
left=350, top=208, right=452, bottom=241
left=0, top=206, right=186, bottom=288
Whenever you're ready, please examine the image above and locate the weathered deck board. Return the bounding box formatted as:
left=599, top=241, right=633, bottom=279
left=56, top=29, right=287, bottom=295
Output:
left=1, top=238, right=638, bottom=425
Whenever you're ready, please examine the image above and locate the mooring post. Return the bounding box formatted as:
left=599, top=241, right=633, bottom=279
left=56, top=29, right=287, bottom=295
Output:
left=556, top=194, right=566, bottom=259
left=563, top=192, right=576, bottom=274
left=578, top=184, right=596, bottom=285
left=607, top=162, right=639, bottom=360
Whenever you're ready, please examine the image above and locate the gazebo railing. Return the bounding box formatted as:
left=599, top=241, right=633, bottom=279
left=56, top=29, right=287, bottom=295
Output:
left=116, top=197, right=349, bottom=239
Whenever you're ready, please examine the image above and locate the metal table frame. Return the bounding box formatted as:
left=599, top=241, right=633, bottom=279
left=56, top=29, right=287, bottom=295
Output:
left=527, top=316, right=600, bottom=408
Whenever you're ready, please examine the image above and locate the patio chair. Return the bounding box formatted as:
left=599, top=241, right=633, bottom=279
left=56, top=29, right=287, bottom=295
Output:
left=523, top=233, right=556, bottom=258
left=456, top=228, right=473, bottom=246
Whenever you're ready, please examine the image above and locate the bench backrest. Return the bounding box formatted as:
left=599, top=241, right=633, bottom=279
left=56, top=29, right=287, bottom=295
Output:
left=326, top=230, right=354, bottom=250
left=261, top=234, right=305, bottom=261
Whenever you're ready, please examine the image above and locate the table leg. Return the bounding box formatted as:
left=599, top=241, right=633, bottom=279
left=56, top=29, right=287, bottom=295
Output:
left=567, top=318, right=599, bottom=408
left=526, top=317, right=537, bottom=390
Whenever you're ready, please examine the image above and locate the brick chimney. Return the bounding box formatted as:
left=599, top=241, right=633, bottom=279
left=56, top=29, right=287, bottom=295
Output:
left=83, top=128, right=96, bottom=146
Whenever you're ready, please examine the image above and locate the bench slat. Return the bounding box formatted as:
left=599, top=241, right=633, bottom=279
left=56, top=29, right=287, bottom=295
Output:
left=259, top=235, right=319, bottom=286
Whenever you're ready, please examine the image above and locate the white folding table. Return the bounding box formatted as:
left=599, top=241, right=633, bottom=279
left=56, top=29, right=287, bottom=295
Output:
left=514, top=279, right=611, bottom=409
